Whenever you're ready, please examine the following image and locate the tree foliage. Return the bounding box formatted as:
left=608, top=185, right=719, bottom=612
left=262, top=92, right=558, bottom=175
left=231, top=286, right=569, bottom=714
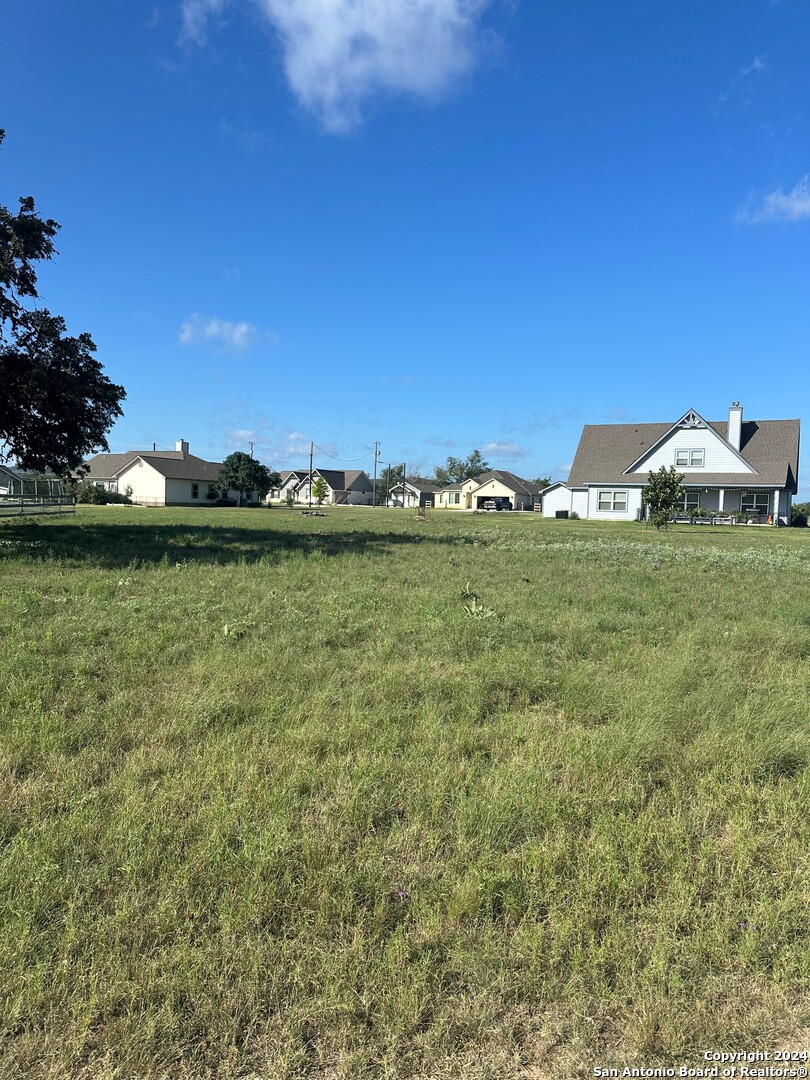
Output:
left=0, top=130, right=125, bottom=476
left=643, top=465, right=685, bottom=530
left=217, top=452, right=278, bottom=505
left=433, top=449, right=490, bottom=486
left=311, top=476, right=329, bottom=504
left=530, top=475, right=552, bottom=489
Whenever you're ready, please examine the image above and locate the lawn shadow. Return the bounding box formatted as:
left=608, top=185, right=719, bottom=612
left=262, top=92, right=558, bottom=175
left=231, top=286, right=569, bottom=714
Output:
left=0, top=517, right=461, bottom=569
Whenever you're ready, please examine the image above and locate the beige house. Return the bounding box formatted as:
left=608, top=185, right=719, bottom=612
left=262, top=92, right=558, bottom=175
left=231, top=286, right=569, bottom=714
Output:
left=80, top=441, right=250, bottom=505
left=435, top=471, right=544, bottom=511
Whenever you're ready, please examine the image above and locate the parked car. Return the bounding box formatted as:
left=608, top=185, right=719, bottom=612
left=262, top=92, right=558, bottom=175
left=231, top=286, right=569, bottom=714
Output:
left=482, top=500, right=508, bottom=511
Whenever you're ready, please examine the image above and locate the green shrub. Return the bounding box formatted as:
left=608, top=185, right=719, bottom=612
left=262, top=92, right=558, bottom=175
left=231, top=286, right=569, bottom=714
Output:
left=74, top=480, right=131, bottom=505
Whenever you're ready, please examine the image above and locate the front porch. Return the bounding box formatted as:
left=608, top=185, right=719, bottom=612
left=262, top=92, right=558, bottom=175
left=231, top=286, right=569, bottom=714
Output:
left=672, top=485, right=787, bottom=526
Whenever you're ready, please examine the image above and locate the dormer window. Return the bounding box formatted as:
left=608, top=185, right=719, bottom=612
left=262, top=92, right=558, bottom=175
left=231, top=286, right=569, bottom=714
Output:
left=675, top=449, right=704, bottom=468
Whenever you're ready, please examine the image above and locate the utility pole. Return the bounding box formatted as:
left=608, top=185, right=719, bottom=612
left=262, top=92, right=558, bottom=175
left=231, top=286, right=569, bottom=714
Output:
left=402, top=462, right=406, bottom=509
left=308, top=441, right=313, bottom=510
left=384, top=463, right=391, bottom=507
left=248, top=441, right=254, bottom=459
left=372, top=441, right=380, bottom=506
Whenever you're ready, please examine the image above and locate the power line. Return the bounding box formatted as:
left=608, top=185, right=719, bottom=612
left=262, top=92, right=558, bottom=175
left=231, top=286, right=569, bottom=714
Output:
left=313, top=443, right=374, bottom=463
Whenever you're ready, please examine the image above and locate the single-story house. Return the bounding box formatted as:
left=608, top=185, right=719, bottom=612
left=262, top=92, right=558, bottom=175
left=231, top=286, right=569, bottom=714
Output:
left=436, top=471, right=544, bottom=511
left=386, top=481, right=436, bottom=508
left=543, top=403, right=800, bottom=525
left=272, top=469, right=374, bottom=506
left=79, top=441, right=254, bottom=505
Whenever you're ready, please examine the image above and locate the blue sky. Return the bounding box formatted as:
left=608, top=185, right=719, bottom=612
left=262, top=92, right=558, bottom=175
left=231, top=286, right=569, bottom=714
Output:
left=3, top=1, right=809, bottom=489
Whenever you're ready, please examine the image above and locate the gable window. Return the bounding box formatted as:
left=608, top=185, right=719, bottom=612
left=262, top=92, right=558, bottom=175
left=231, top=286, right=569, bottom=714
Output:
left=681, top=492, right=700, bottom=512
left=597, top=490, right=628, bottom=512
left=675, top=449, right=704, bottom=467
left=741, top=492, right=769, bottom=513
left=191, top=483, right=199, bottom=499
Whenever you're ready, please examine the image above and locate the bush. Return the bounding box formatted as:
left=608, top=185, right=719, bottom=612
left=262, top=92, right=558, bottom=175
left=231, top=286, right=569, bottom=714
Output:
left=569, top=510, right=580, bottom=520
left=791, top=508, right=807, bottom=528
left=74, top=480, right=131, bottom=505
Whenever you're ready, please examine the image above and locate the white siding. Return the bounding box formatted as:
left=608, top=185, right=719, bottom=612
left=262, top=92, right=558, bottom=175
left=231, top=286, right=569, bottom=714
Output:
left=586, top=487, right=644, bottom=521
left=116, top=459, right=168, bottom=504
left=165, top=478, right=220, bottom=504
left=571, top=489, right=589, bottom=517
left=630, top=427, right=755, bottom=476
left=542, top=486, right=572, bottom=517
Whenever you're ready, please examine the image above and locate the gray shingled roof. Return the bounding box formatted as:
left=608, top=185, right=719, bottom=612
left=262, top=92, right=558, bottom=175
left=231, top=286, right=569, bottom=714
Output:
left=471, top=470, right=544, bottom=496
left=567, top=419, right=800, bottom=491
left=390, top=480, right=437, bottom=494
left=81, top=449, right=187, bottom=479
left=285, top=468, right=372, bottom=492
left=139, top=454, right=223, bottom=482
left=81, top=450, right=224, bottom=483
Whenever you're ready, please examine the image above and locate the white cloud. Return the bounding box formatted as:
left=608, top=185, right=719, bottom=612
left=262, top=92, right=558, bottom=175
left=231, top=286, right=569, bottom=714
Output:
left=481, top=441, right=531, bottom=460
left=181, top=0, right=228, bottom=44
left=742, top=55, right=767, bottom=76
left=179, top=314, right=258, bottom=350
left=225, top=427, right=258, bottom=447
left=183, top=0, right=497, bottom=132
left=737, top=175, right=810, bottom=224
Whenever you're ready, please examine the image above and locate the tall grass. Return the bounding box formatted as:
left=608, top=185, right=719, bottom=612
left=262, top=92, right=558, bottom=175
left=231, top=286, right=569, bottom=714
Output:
left=1, top=508, right=809, bottom=1077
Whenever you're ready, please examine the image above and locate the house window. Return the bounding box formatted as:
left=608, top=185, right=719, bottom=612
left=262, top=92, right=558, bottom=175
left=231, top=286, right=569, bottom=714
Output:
left=741, top=493, right=769, bottom=513
left=191, top=483, right=199, bottom=499
left=450, top=492, right=460, bottom=505
left=597, top=490, right=628, bottom=512
left=681, top=492, right=700, bottom=512
left=675, top=449, right=704, bottom=467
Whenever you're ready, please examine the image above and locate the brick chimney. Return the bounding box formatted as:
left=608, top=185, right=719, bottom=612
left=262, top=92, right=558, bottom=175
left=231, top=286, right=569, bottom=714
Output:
left=175, top=440, right=189, bottom=454
left=727, top=402, right=742, bottom=451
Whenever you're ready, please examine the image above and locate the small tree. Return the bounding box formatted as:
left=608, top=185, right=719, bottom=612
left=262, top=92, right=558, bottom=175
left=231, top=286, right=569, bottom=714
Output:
left=216, top=452, right=279, bottom=507
left=643, top=465, right=685, bottom=530
left=312, top=476, right=329, bottom=505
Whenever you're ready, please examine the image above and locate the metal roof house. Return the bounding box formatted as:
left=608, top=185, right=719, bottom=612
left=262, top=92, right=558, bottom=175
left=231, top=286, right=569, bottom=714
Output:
left=542, top=403, right=800, bottom=525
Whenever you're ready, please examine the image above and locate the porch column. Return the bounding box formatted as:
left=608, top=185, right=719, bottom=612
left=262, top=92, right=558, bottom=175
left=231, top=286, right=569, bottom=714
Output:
left=718, top=488, right=724, bottom=513
left=773, top=489, right=780, bottom=525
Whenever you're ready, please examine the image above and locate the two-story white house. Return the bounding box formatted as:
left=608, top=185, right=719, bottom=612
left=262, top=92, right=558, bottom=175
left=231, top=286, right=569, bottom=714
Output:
left=543, top=403, right=800, bottom=525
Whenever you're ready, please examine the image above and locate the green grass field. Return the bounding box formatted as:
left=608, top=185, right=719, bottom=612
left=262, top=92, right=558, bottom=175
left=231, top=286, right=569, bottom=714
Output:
left=1, top=507, right=809, bottom=1078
